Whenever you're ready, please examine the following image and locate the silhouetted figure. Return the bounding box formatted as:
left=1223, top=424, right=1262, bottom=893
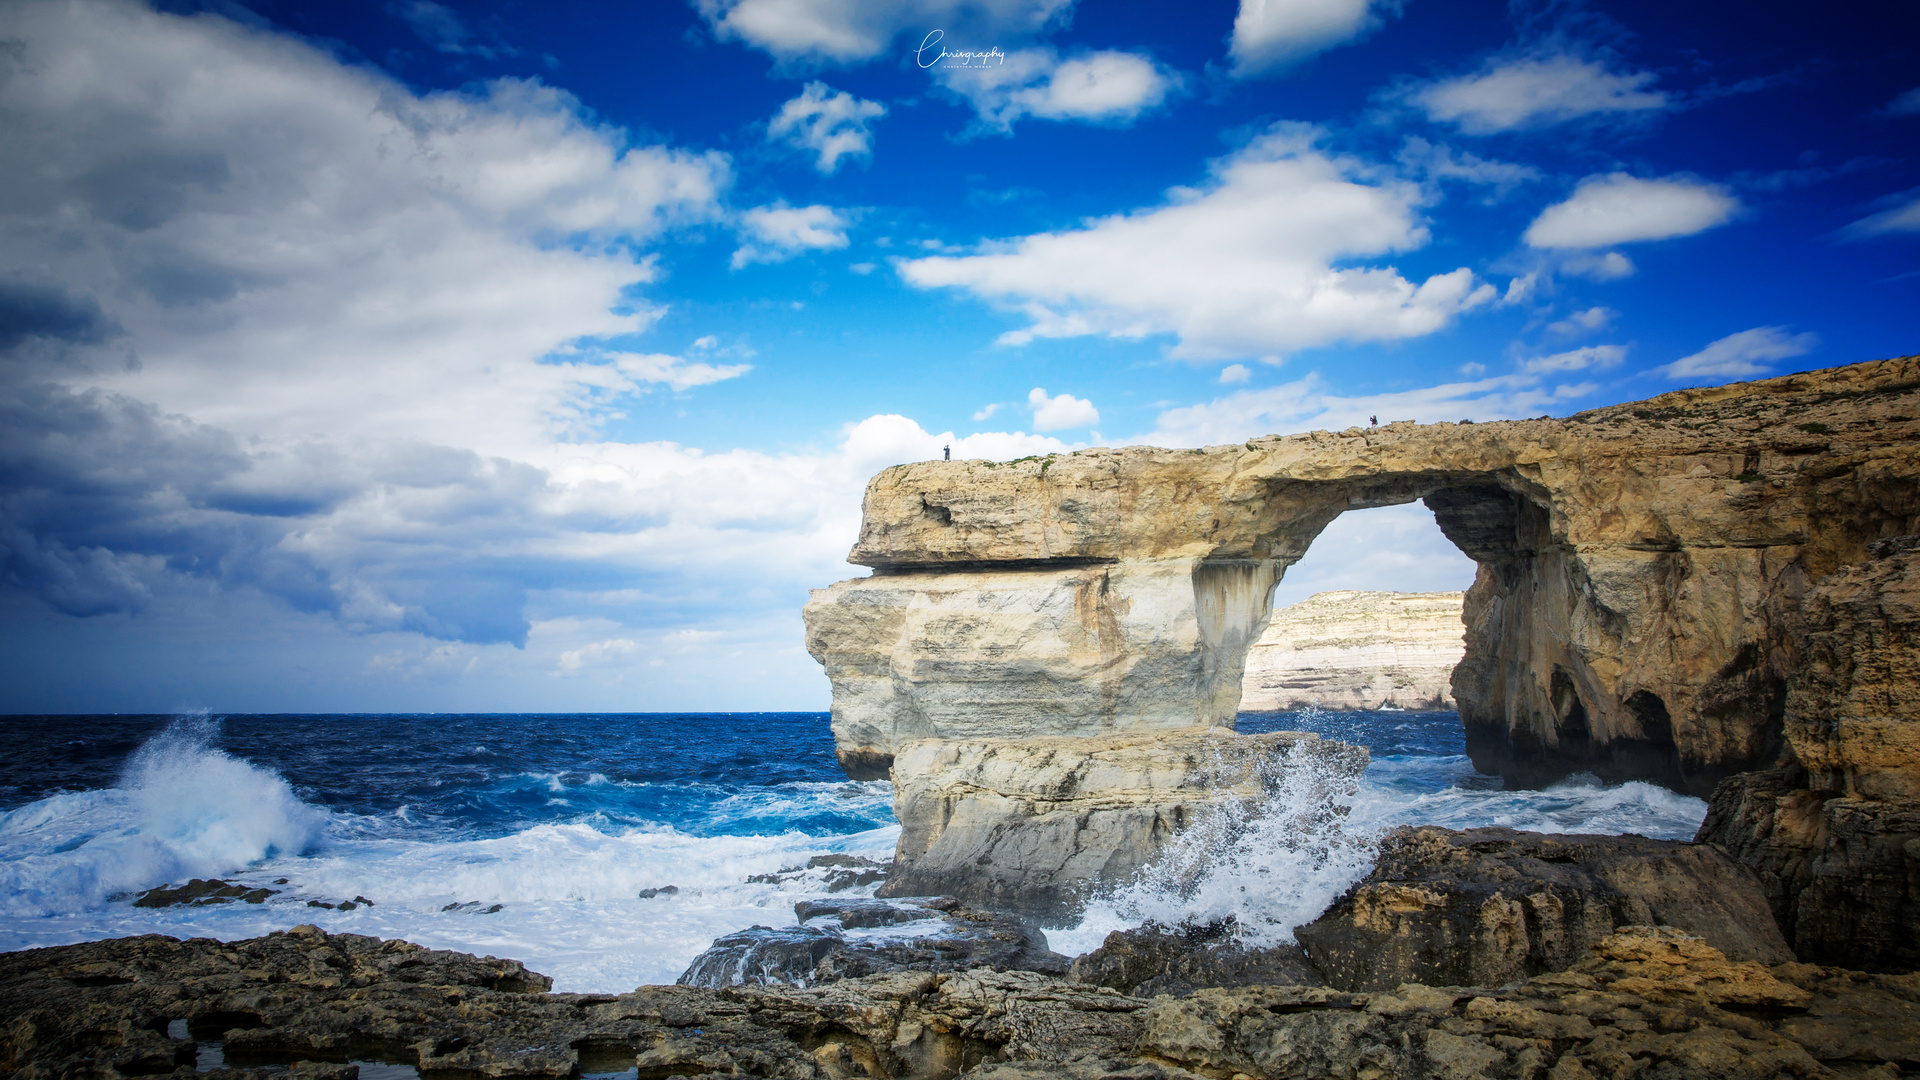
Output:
left=1369, top=415, right=1378, bottom=427
left=943, top=445, right=950, bottom=461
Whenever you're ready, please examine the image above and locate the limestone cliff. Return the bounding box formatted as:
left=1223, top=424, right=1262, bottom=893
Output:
left=806, top=356, right=1920, bottom=796
left=1240, top=590, right=1464, bottom=711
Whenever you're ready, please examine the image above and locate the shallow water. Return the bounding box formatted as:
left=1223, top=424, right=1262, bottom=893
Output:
left=0, top=709, right=1706, bottom=991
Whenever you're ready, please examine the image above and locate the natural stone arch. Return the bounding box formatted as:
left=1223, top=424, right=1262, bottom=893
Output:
left=805, top=358, right=1920, bottom=795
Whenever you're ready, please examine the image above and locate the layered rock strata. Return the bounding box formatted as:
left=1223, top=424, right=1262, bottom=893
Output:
left=1696, top=541, right=1920, bottom=972
left=806, top=356, right=1920, bottom=796
left=877, top=728, right=1366, bottom=926
left=8, top=926, right=1918, bottom=1080
left=1240, top=589, right=1466, bottom=711
left=1293, top=826, right=1792, bottom=992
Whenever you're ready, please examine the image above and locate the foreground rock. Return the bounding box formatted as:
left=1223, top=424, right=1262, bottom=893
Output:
left=809, top=356, right=1920, bottom=798
left=1697, top=542, right=1920, bottom=973
left=1241, top=590, right=1466, bottom=711
left=879, top=727, right=1366, bottom=925
left=6, top=926, right=1917, bottom=1079
left=678, top=897, right=1068, bottom=988
left=1295, top=826, right=1793, bottom=991
left=1068, top=922, right=1326, bottom=998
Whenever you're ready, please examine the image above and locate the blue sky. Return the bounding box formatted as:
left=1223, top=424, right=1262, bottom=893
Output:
left=1, top=0, right=1915, bottom=712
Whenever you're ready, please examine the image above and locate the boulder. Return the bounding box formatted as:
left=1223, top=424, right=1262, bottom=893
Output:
left=1241, top=589, right=1465, bottom=711
left=1067, top=922, right=1325, bottom=997
left=878, top=728, right=1367, bottom=925
left=808, top=356, right=1920, bottom=796
left=1294, top=826, right=1792, bottom=991
left=676, top=897, right=1068, bottom=988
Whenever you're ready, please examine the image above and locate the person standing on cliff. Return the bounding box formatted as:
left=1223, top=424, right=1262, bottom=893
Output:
left=1369, top=415, right=1377, bottom=427
left=944, top=445, right=950, bottom=460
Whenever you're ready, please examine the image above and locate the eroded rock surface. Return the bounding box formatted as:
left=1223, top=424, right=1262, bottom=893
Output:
left=1697, top=544, right=1920, bottom=973
left=878, top=728, right=1366, bottom=925
left=6, top=926, right=1916, bottom=1080
left=1295, top=826, right=1792, bottom=991
left=1241, top=590, right=1465, bottom=711
left=1067, top=922, right=1326, bottom=998
left=809, top=357, right=1920, bottom=796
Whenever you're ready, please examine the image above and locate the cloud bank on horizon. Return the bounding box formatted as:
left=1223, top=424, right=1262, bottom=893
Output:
left=0, top=0, right=1913, bottom=712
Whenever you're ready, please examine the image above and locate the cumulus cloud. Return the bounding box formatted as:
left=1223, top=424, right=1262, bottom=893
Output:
left=1395, top=137, right=1541, bottom=197
left=1525, top=174, right=1739, bottom=249
left=609, top=352, right=753, bottom=391
left=1559, top=251, right=1636, bottom=281
left=695, top=0, right=1072, bottom=65
left=1027, top=387, right=1098, bottom=430
left=1140, top=372, right=1566, bottom=448
left=1406, top=53, right=1668, bottom=134
left=1521, top=344, right=1625, bottom=374
left=1228, top=0, right=1388, bottom=76
left=1659, top=327, right=1819, bottom=379
left=1545, top=307, right=1616, bottom=337
left=732, top=203, right=852, bottom=267
left=768, top=82, right=886, bottom=173
left=972, top=402, right=1001, bottom=420
left=933, top=47, right=1177, bottom=131
left=899, top=125, right=1495, bottom=359
left=1839, top=189, right=1920, bottom=239
left=555, top=637, right=640, bottom=675
left=1220, top=364, right=1252, bottom=384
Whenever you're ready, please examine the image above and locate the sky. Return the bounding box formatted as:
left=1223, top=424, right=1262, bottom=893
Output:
left=0, top=0, right=1915, bottom=713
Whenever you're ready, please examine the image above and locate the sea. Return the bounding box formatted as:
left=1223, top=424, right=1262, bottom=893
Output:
left=0, top=710, right=1711, bottom=993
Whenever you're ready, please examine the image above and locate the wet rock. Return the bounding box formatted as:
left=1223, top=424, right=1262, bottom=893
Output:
left=133, top=878, right=278, bottom=907
left=677, top=897, right=1068, bottom=988
left=880, top=728, right=1365, bottom=925
left=1294, top=826, right=1792, bottom=991
left=747, top=854, right=892, bottom=893
left=637, top=885, right=680, bottom=899
left=1067, top=921, right=1326, bottom=997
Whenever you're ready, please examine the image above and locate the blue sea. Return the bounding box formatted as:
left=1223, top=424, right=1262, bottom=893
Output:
left=0, top=710, right=1709, bottom=992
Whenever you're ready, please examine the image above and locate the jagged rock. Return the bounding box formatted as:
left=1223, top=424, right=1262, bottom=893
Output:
left=1696, top=545, right=1920, bottom=973
left=1293, top=826, right=1792, bottom=991
left=132, top=878, right=278, bottom=907
left=1241, top=590, right=1465, bottom=711
left=749, top=853, right=893, bottom=892
left=676, top=897, right=1068, bottom=988
left=808, top=356, right=1920, bottom=796
left=877, top=728, right=1366, bottom=925
left=3, top=927, right=1916, bottom=1079
left=1067, top=921, right=1326, bottom=997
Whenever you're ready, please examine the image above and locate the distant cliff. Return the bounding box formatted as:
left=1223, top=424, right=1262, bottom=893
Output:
left=1240, top=590, right=1465, bottom=711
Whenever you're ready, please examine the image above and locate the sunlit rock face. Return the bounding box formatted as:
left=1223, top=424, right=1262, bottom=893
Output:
left=1240, top=590, right=1465, bottom=711
left=807, top=356, right=1920, bottom=798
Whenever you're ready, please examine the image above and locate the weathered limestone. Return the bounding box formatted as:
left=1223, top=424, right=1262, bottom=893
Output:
left=807, top=356, right=1920, bottom=797
left=1293, top=826, right=1792, bottom=992
left=805, top=559, right=1280, bottom=779
left=1695, top=541, right=1920, bottom=972
left=1240, top=589, right=1465, bottom=711
left=877, top=728, right=1367, bottom=925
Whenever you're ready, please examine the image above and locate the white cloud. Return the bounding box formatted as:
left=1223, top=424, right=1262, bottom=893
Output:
left=732, top=203, right=852, bottom=267
left=934, top=47, right=1177, bottom=131
left=555, top=637, right=640, bottom=675
left=1396, top=137, right=1541, bottom=196
left=1560, top=251, right=1636, bottom=281
left=1028, top=387, right=1099, bottom=430
left=972, top=402, right=1001, bottom=420
left=1525, top=174, right=1739, bottom=249
left=1220, top=364, right=1252, bottom=384
left=1229, top=0, right=1385, bottom=76
left=1839, top=189, right=1920, bottom=239
left=1545, top=306, right=1616, bottom=337
left=1660, top=327, right=1819, bottom=379
left=1408, top=54, right=1668, bottom=134
left=1521, top=344, right=1625, bottom=374
left=610, top=352, right=753, bottom=391
left=1885, top=88, right=1920, bottom=117
left=694, top=0, right=1073, bottom=65
left=768, top=82, right=886, bottom=173
left=899, top=125, right=1496, bottom=359
left=1140, top=372, right=1561, bottom=448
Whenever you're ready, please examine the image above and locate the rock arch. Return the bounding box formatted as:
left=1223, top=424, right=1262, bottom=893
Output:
left=805, top=358, right=1920, bottom=798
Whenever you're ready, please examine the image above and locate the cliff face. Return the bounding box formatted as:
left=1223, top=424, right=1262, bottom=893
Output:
left=806, top=356, right=1920, bottom=796
left=1240, top=590, right=1465, bottom=711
